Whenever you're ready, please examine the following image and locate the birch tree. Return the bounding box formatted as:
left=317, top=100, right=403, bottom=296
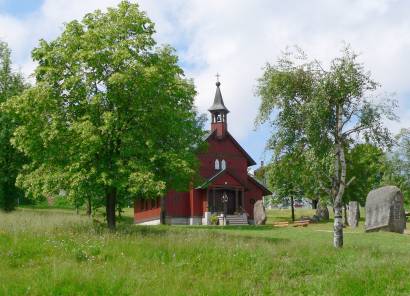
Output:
left=256, top=46, right=395, bottom=247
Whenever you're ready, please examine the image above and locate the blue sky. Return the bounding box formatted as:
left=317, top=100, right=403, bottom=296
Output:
left=0, top=0, right=42, bottom=16
left=1, top=0, right=410, bottom=169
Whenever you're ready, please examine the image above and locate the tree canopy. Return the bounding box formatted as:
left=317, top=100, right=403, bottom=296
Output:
left=256, top=46, right=396, bottom=247
left=382, top=129, right=410, bottom=202
left=5, top=1, right=205, bottom=228
left=0, top=41, right=27, bottom=211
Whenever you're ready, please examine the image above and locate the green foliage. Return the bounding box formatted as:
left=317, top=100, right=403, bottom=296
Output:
left=344, top=143, right=386, bottom=205
left=4, top=1, right=205, bottom=226
left=266, top=152, right=304, bottom=200
left=256, top=46, right=395, bottom=161
left=382, top=129, right=410, bottom=203
left=0, top=41, right=27, bottom=211
left=256, top=46, right=396, bottom=247
left=209, top=214, right=219, bottom=225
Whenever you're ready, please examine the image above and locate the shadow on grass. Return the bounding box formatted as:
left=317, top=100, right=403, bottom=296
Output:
left=117, top=215, right=134, bottom=225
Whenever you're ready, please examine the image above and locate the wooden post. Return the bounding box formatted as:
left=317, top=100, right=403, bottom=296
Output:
left=206, top=188, right=209, bottom=212
left=241, top=188, right=245, bottom=212
left=213, top=188, right=216, bottom=212
left=235, top=188, right=238, bottom=213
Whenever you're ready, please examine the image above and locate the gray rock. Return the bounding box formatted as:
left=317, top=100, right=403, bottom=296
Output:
left=365, top=186, right=406, bottom=234
left=253, top=200, right=267, bottom=225
left=348, top=201, right=360, bottom=228
left=311, top=215, right=321, bottom=223
left=300, top=215, right=320, bottom=223
left=315, top=202, right=329, bottom=221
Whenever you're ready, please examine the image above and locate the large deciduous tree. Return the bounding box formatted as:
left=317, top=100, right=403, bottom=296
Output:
left=0, top=41, right=26, bottom=211
left=256, top=47, right=395, bottom=248
left=5, top=1, right=205, bottom=228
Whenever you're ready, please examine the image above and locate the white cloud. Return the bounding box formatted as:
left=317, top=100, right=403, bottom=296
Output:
left=1, top=0, right=410, bottom=159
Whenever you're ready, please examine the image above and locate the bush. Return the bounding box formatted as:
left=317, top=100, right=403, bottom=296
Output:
left=210, top=214, right=219, bottom=225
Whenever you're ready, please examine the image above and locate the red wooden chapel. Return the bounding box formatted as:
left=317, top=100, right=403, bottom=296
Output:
left=134, top=80, right=271, bottom=225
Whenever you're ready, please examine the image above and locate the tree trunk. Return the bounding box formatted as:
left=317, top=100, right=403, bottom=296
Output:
left=106, top=188, right=117, bottom=230
left=86, top=197, right=92, bottom=217
left=333, top=105, right=346, bottom=248
left=160, top=196, right=166, bottom=225
left=290, top=196, right=295, bottom=222
left=334, top=142, right=346, bottom=248
left=312, top=199, right=318, bottom=209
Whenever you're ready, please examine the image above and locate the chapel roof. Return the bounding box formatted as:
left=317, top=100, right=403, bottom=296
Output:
left=196, top=169, right=247, bottom=189
left=202, top=130, right=256, bottom=167
left=208, top=81, right=230, bottom=113
left=247, top=174, right=272, bottom=196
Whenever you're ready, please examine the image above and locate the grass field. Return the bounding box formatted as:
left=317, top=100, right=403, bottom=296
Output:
left=1, top=208, right=410, bottom=295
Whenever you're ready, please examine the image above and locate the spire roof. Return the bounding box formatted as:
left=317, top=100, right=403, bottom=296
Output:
left=208, top=81, right=230, bottom=113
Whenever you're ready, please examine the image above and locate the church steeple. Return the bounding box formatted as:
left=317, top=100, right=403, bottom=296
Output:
left=209, top=76, right=229, bottom=138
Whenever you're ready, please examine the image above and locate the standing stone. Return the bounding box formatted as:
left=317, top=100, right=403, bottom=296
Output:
left=253, top=200, right=267, bottom=225
left=315, top=202, right=329, bottom=221
left=365, top=186, right=406, bottom=234
left=348, top=201, right=360, bottom=228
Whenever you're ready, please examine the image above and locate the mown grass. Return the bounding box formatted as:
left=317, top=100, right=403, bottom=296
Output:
left=1, top=208, right=410, bottom=295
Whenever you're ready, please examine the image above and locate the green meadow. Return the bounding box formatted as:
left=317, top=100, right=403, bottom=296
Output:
left=1, top=208, right=410, bottom=296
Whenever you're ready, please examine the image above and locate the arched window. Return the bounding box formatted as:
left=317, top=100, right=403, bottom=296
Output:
left=221, top=159, right=226, bottom=170
left=215, top=159, right=220, bottom=170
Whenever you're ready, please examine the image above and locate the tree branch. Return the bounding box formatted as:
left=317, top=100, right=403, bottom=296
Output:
left=342, top=125, right=365, bottom=137
left=345, top=176, right=356, bottom=188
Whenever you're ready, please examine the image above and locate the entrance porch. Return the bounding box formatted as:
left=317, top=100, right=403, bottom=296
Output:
left=207, top=187, right=244, bottom=215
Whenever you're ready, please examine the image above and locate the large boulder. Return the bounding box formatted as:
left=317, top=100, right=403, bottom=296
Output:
left=315, top=202, right=329, bottom=221
left=253, top=200, right=267, bottom=225
left=348, top=201, right=360, bottom=228
left=365, top=186, right=406, bottom=234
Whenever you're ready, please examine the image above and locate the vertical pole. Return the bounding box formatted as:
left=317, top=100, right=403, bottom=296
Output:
left=241, top=188, right=245, bottom=213
left=235, top=188, right=238, bottom=213
left=213, top=188, right=216, bottom=212
left=206, top=188, right=209, bottom=212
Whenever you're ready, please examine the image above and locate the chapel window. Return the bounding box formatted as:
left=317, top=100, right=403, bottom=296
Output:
left=221, top=159, right=226, bottom=170
left=215, top=159, right=220, bottom=170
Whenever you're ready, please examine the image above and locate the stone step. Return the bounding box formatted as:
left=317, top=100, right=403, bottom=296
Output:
left=226, top=215, right=248, bottom=225
left=228, top=222, right=248, bottom=225
left=217, top=215, right=248, bottom=226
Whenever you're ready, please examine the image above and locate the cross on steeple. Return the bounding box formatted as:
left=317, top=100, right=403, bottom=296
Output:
left=216, top=72, right=220, bottom=83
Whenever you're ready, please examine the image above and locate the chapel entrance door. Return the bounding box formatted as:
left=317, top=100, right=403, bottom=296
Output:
left=226, top=190, right=236, bottom=214
left=210, top=189, right=237, bottom=215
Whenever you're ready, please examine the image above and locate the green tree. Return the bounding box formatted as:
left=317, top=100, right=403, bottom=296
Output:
left=344, top=143, right=386, bottom=205
left=0, top=41, right=26, bottom=211
left=266, top=151, right=305, bottom=221
left=256, top=46, right=395, bottom=247
left=382, top=129, right=410, bottom=203
left=5, top=1, right=205, bottom=228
